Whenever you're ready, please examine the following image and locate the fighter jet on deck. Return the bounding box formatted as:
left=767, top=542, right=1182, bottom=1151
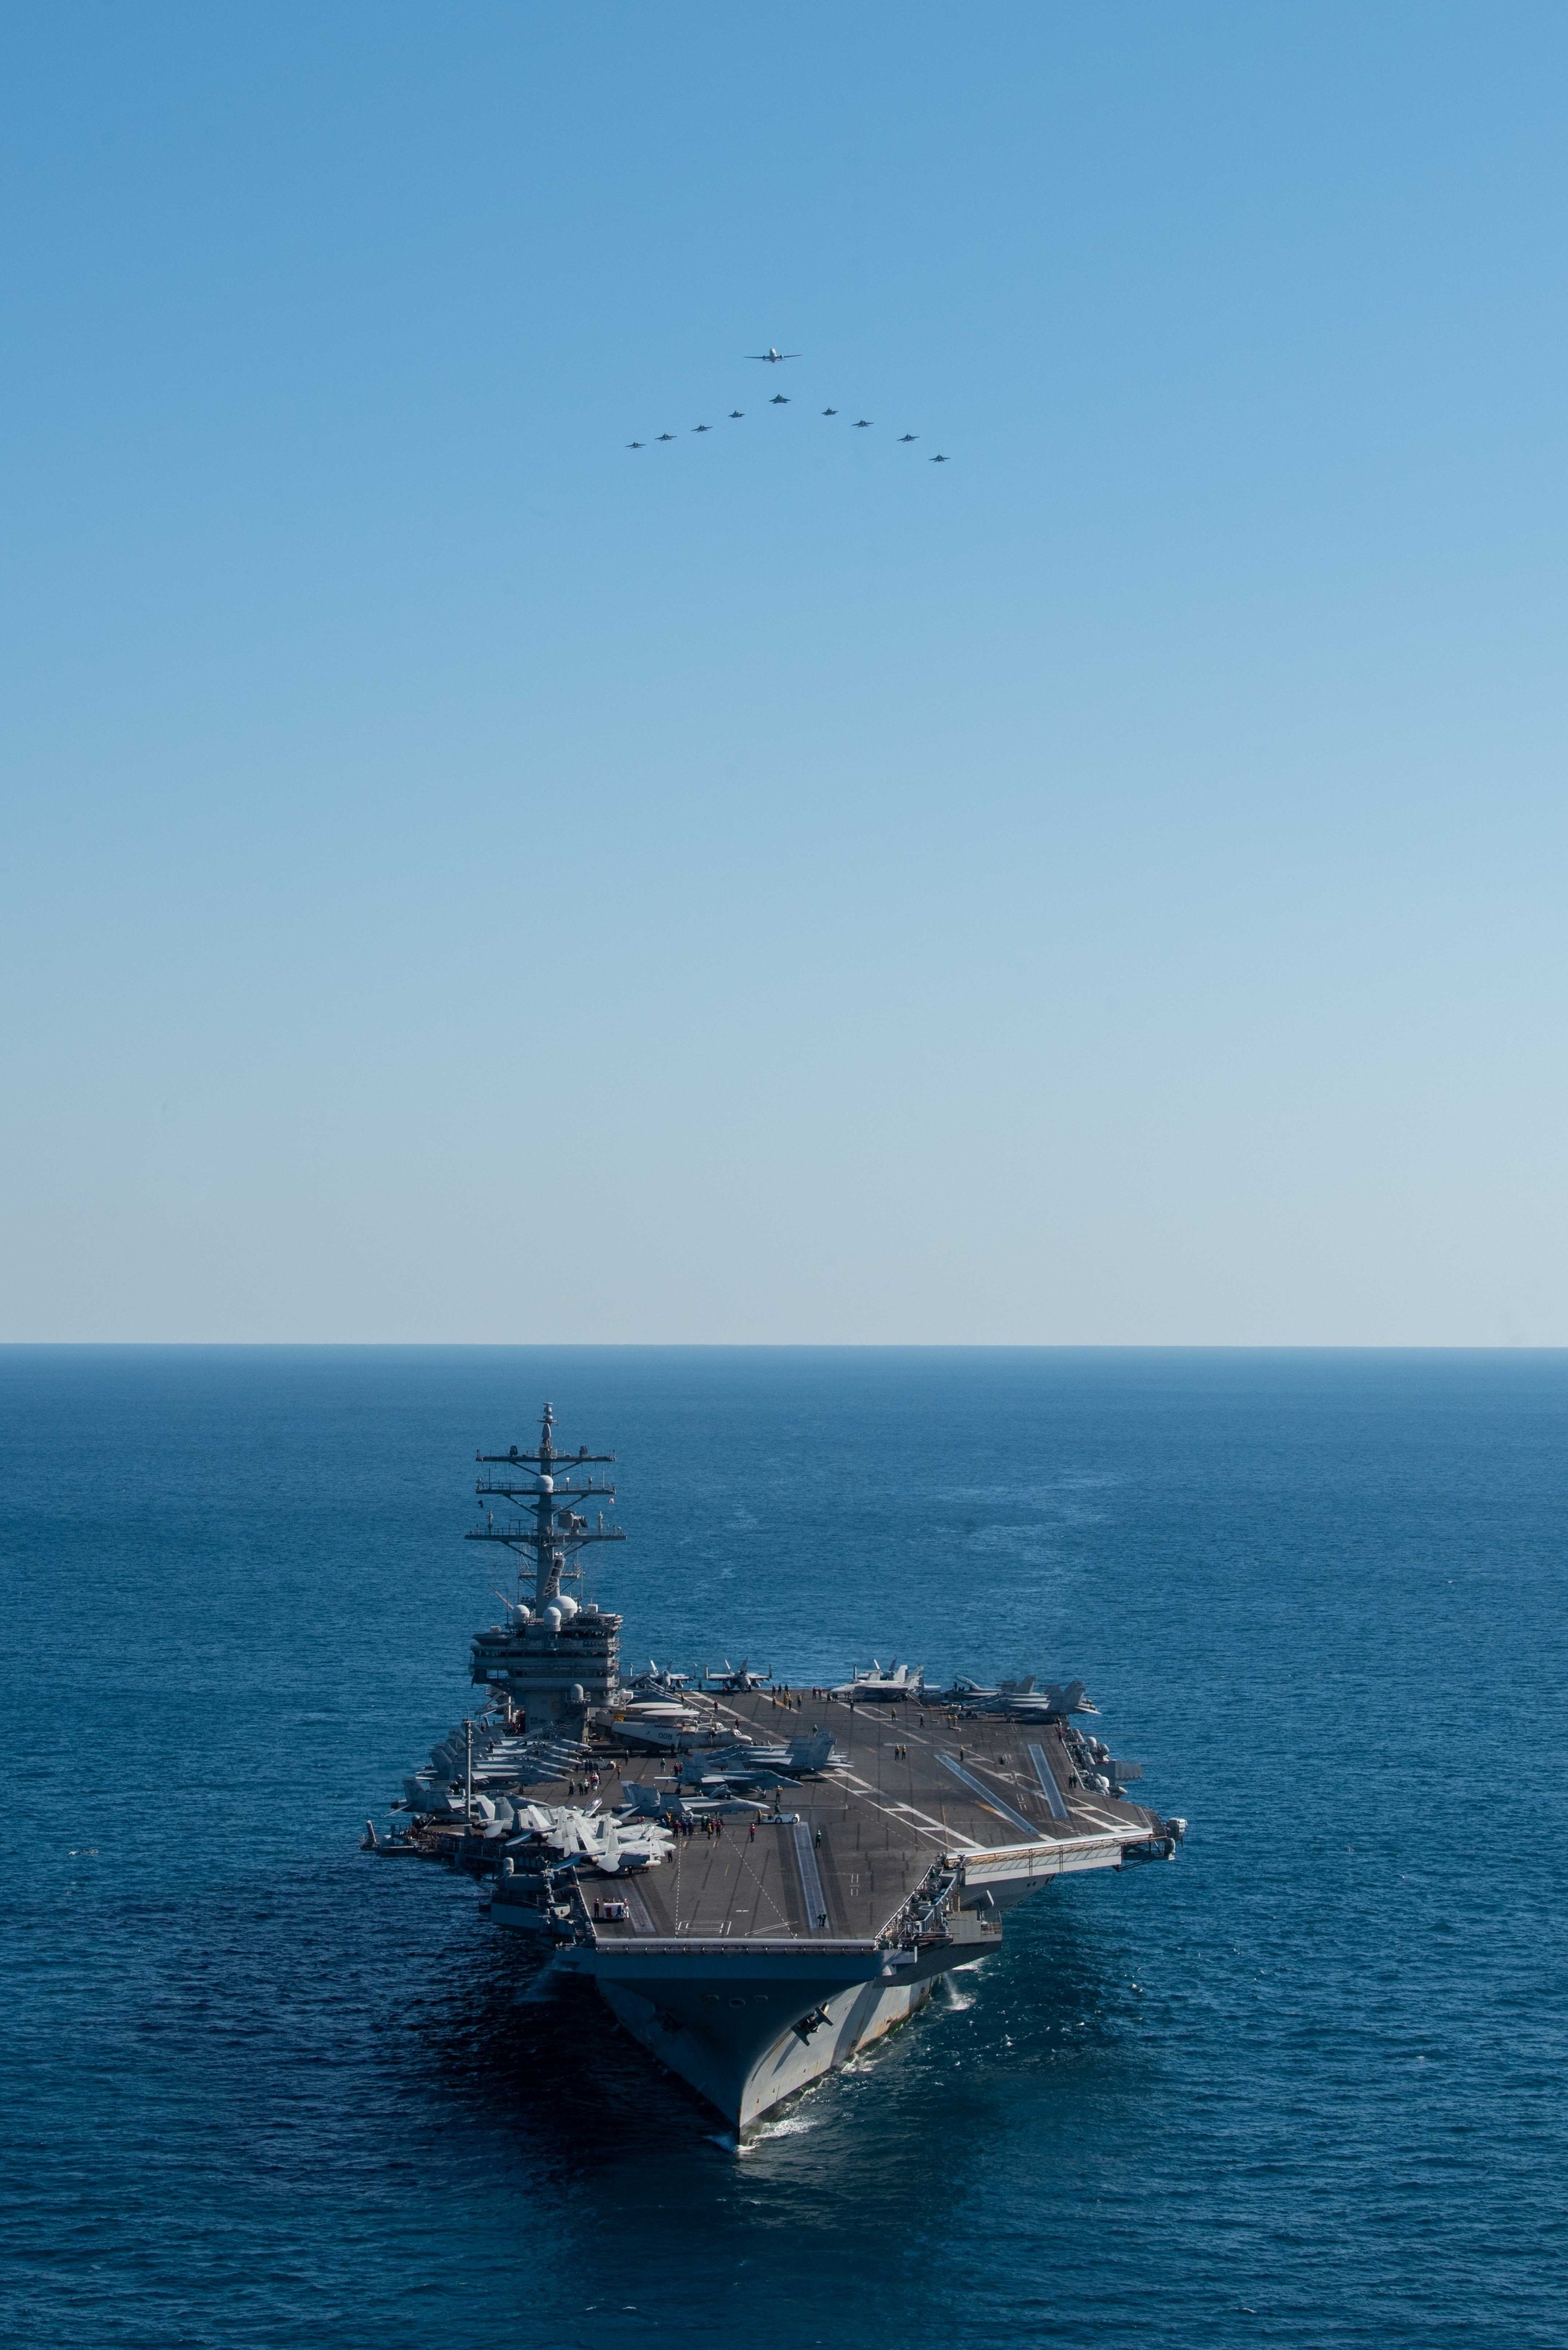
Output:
left=747, top=347, right=799, bottom=363
left=703, top=1658, right=773, bottom=1693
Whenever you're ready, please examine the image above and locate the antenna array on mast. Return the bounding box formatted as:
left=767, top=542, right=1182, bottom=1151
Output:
left=466, top=1400, right=625, bottom=1607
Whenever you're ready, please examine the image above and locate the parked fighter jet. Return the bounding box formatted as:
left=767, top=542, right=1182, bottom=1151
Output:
left=703, top=1658, right=773, bottom=1692
left=833, top=1661, right=923, bottom=1702
left=938, top=1674, right=1096, bottom=1720
left=630, top=1659, right=691, bottom=1694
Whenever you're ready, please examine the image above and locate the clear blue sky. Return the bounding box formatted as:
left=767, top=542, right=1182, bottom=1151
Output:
left=2, top=2, right=1564, bottom=1343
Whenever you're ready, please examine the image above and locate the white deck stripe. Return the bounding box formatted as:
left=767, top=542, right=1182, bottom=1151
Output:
left=834, top=1768, right=982, bottom=1851
left=936, top=1753, right=1043, bottom=1839
left=1026, top=1742, right=1070, bottom=1821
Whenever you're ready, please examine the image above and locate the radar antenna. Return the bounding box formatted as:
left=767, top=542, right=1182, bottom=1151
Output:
left=466, top=1401, right=625, bottom=1609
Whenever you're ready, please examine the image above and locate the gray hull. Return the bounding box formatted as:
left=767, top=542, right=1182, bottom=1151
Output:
left=383, top=1400, right=1184, bottom=2140
left=593, top=1961, right=940, bottom=2131
left=492, top=1888, right=978, bottom=2129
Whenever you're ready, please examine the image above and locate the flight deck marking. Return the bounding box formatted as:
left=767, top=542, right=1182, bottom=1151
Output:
left=835, top=1769, right=981, bottom=1851
left=935, top=1753, right=1042, bottom=1839
left=725, top=1840, right=790, bottom=1939
left=624, top=1883, right=656, bottom=1934
left=791, top=1820, right=829, bottom=1930
left=1026, top=1743, right=1070, bottom=1822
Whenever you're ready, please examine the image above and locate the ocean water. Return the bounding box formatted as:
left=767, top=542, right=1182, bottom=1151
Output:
left=2, top=1346, right=1565, bottom=2350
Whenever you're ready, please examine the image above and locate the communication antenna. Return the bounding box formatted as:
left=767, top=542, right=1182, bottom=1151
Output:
left=467, top=1400, right=626, bottom=1609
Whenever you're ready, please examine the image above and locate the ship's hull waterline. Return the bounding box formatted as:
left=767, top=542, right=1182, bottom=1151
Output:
left=493, top=1911, right=972, bottom=2130
left=597, top=1971, right=937, bottom=2132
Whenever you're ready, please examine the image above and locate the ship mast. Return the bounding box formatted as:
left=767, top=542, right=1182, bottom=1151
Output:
left=466, top=1400, right=624, bottom=1609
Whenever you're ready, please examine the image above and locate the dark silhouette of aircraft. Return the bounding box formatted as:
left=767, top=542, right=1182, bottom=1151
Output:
left=624, top=365, right=948, bottom=465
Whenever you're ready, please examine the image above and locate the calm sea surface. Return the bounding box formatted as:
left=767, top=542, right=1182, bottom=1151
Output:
left=2, top=1347, right=1565, bottom=2350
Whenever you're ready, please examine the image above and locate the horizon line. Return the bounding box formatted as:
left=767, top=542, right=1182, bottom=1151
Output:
left=1, top=1340, right=1564, bottom=1356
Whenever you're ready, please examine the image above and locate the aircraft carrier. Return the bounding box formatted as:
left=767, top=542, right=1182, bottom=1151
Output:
left=365, top=1404, right=1185, bottom=2135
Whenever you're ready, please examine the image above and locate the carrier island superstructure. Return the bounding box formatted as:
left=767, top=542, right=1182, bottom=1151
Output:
left=366, top=1405, right=1185, bottom=2135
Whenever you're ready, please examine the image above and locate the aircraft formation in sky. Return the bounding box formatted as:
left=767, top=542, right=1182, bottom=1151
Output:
left=626, top=346, right=949, bottom=462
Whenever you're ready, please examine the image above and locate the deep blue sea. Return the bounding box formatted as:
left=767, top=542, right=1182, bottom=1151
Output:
left=2, top=1347, right=1566, bottom=2350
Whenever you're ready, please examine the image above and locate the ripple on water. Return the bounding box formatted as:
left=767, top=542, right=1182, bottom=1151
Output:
left=2, top=1345, right=1566, bottom=2350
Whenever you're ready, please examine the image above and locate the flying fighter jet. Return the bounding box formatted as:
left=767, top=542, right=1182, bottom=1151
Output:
left=747, top=347, right=798, bottom=363
left=626, top=441, right=644, bottom=449
left=729, top=409, right=744, bottom=419
left=822, top=407, right=837, bottom=416
left=898, top=434, right=918, bottom=443
left=930, top=453, right=949, bottom=463
left=692, top=423, right=711, bottom=433
left=657, top=433, right=676, bottom=442
left=852, top=418, right=873, bottom=429
left=771, top=393, right=789, bottom=405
